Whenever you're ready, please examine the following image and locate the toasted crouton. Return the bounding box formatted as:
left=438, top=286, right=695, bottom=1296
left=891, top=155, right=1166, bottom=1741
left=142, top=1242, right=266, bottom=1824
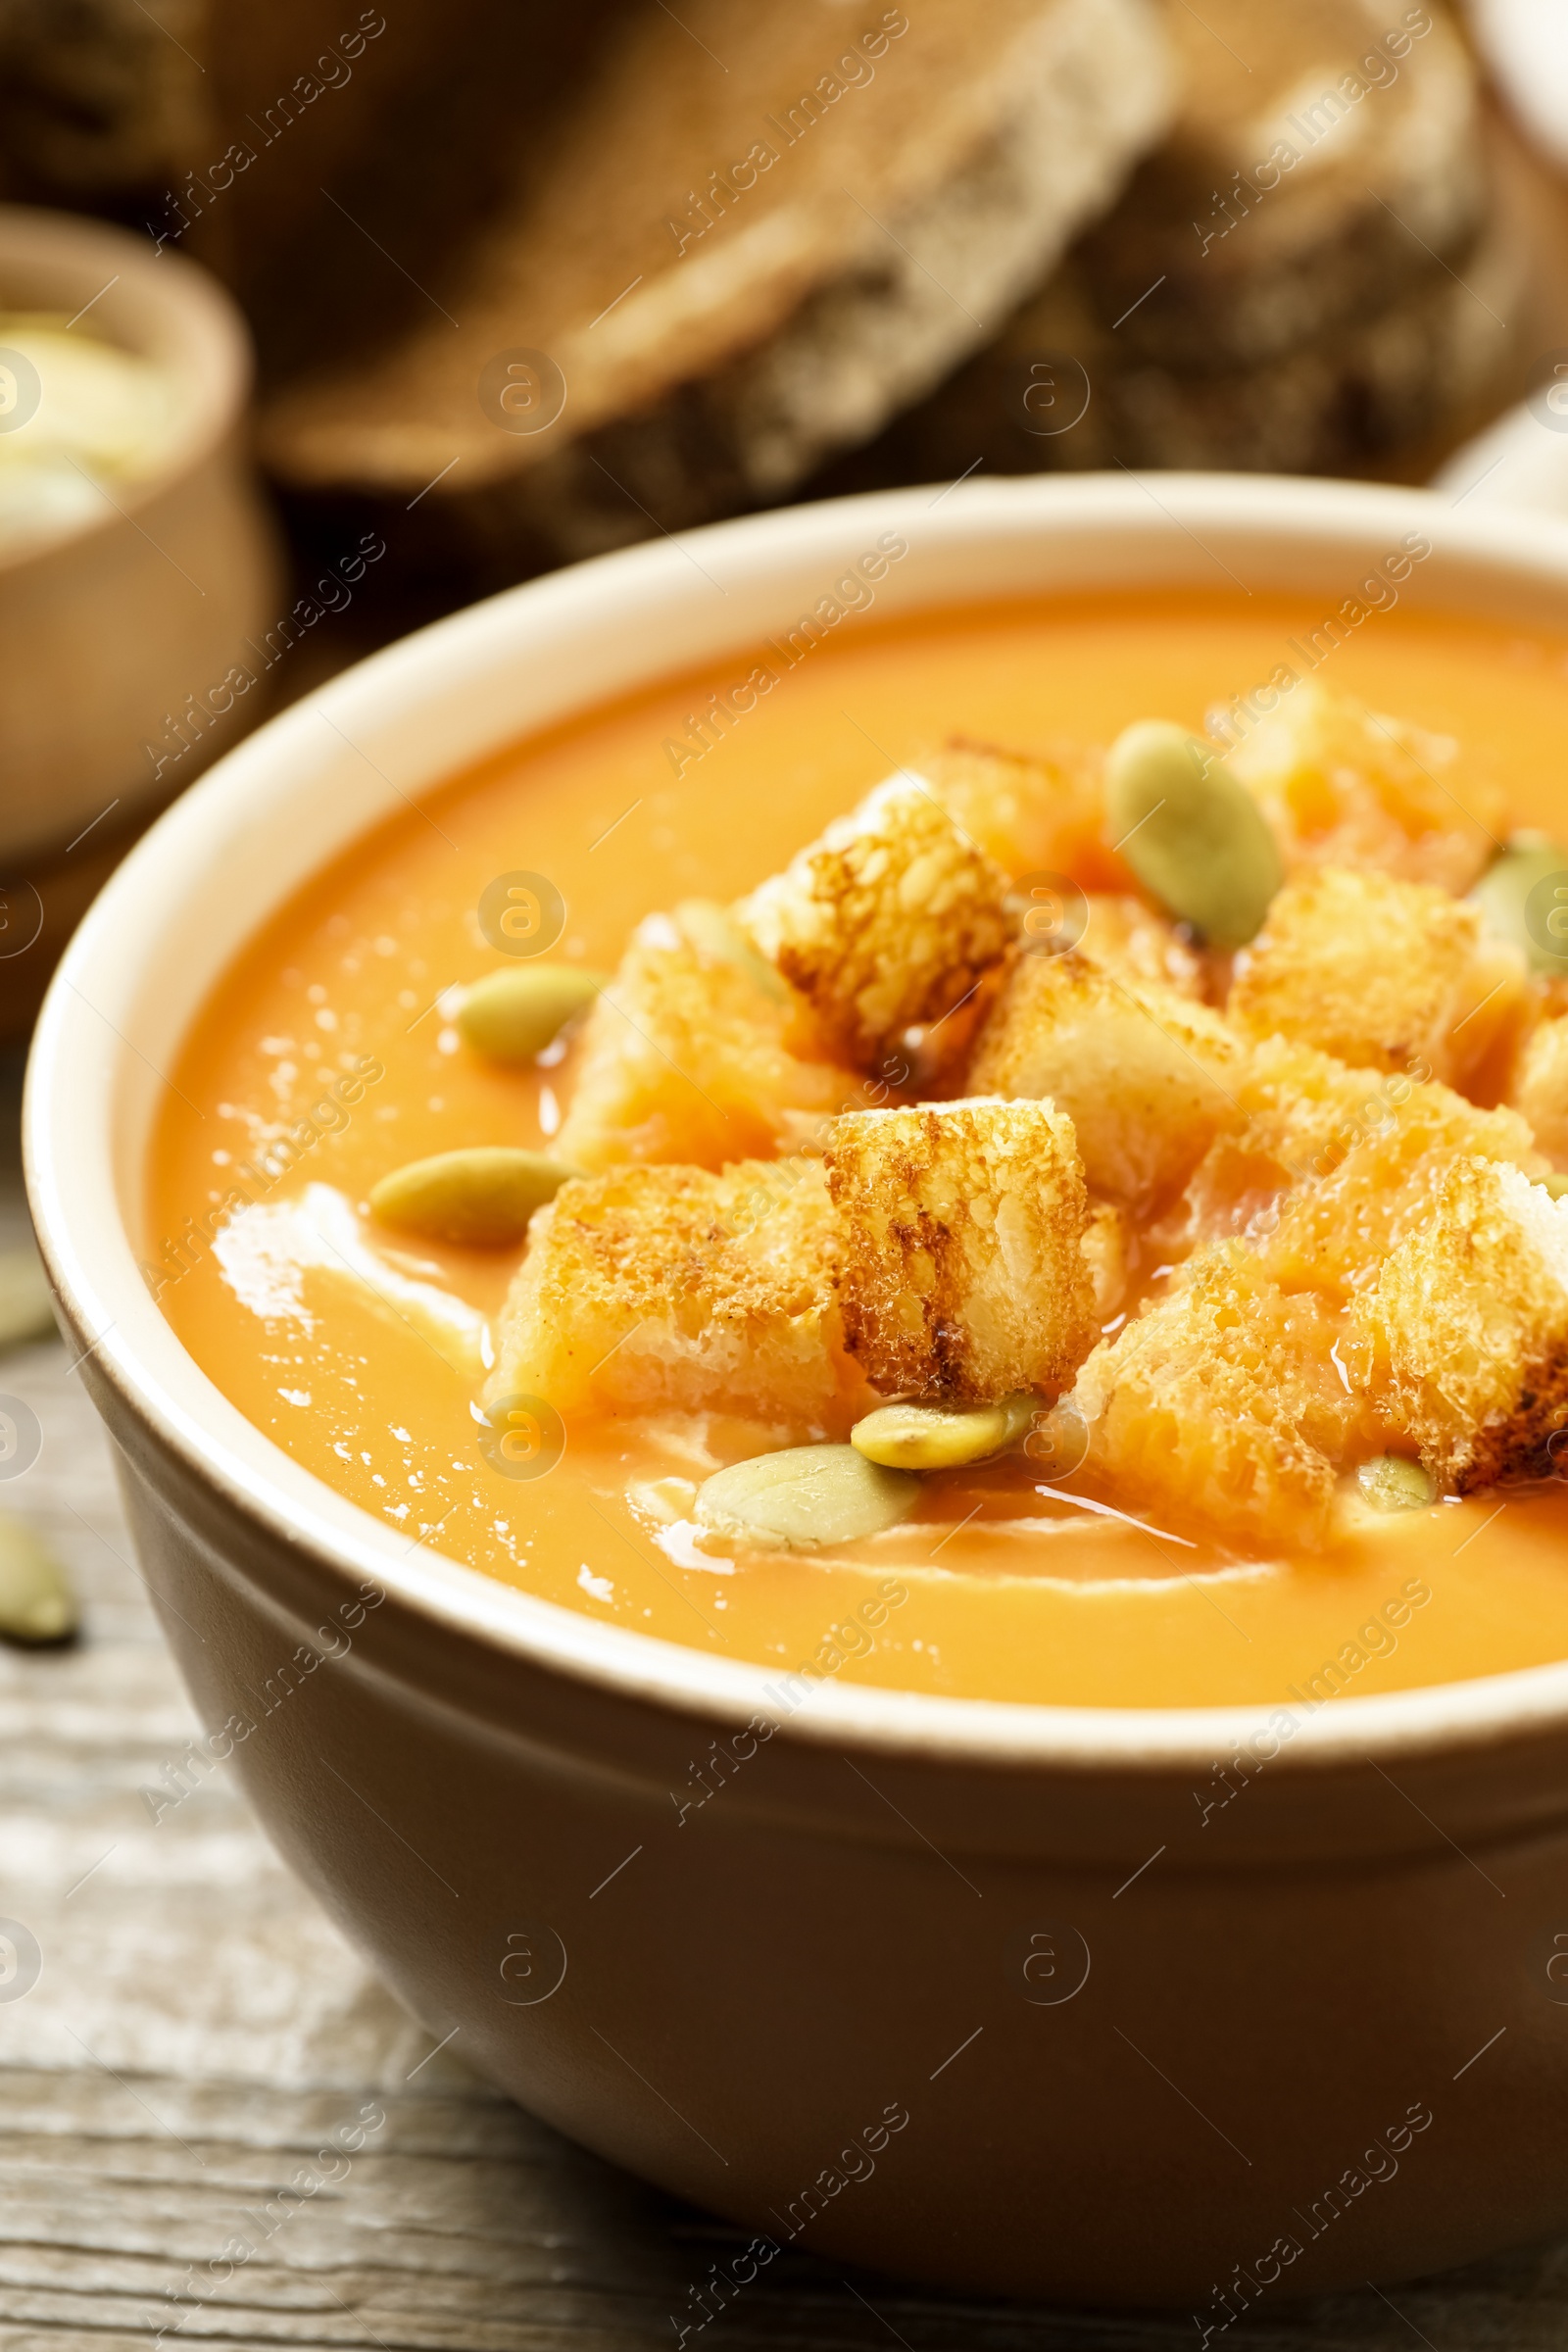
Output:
left=968, top=951, right=1247, bottom=1209
left=1078, top=895, right=1204, bottom=998
left=1070, top=1248, right=1369, bottom=1546
left=823, top=1100, right=1094, bottom=1405
left=490, top=1159, right=858, bottom=1428
left=922, top=737, right=1124, bottom=887
left=1223, top=679, right=1505, bottom=895
left=1229, top=865, right=1523, bottom=1087
left=555, top=907, right=857, bottom=1172
left=1232, top=1039, right=1543, bottom=1191
left=1082, top=1199, right=1130, bottom=1320
left=736, top=772, right=1010, bottom=1075
left=1230, top=1039, right=1548, bottom=1302
left=1510, top=1013, right=1568, bottom=1169
left=1346, top=1156, right=1568, bottom=1489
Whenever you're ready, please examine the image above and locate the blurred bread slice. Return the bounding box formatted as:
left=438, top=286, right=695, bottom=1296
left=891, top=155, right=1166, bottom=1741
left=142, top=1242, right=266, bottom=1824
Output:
left=848, top=0, right=1520, bottom=482
left=259, top=0, right=1172, bottom=550
left=1014, top=207, right=1518, bottom=472
left=1076, top=0, right=1486, bottom=370
left=0, top=0, right=209, bottom=202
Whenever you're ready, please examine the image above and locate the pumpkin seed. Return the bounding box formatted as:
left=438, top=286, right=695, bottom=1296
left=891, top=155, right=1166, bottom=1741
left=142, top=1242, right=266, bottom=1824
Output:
left=1469, top=839, right=1568, bottom=974
left=0, top=1247, right=56, bottom=1353
left=369, top=1149, right=577, bottom=1246
left=458, top=963, right=607, bottom=1063
left=851, top=1393, right=1036, bottom=1470
left=695, top=1444, right=918, bottom=1549
left=1355, top=1453, right=1438, bottom=1512
left=1104, top=719, right=1282, bottom=948
left=1545, top=1173, right=1568, bottom=1201
left=675, top=899, right=789, bottom=1000
left=0, top=1512, right=76, bottom=1644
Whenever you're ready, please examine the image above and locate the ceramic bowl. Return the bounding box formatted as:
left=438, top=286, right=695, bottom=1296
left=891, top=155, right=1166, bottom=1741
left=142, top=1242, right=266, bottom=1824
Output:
left=25, top=475, right=1568, bottom=2310
left=0, top=204, right=282, bottom=1028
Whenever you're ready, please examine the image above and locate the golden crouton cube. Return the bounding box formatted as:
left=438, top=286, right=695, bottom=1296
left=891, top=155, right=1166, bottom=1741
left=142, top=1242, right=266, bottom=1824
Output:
left=1229, top=865, right=1523, bottom=1088
left=1510, top=1013, right=1568, bottom=1169
left=1223, top=679, right=1506, bottom=896
left=736, top=772, right=1010, bottom=1074
left=1234, top=1038, right=1542, bottom=1190
left=490, top=1159, right=858, bottom=1428
left=1346, top=1155, right=1568, bottom=1490
left=1082, top=1200, right=1130, bottom=1320
left=1070, top=1248, right=1370, bottom=1547
left=1230, top=1038, right=1548, bottom=1302
left=968, top=952, right=1248, bottom=1210
left=1079, top=896, right=1204, bottom=998
left=556, top=907, right=856, bottom=1173
left=823, top=1100, right=1094, bottom=1405
left=922, top=736, right=1124, bottom=887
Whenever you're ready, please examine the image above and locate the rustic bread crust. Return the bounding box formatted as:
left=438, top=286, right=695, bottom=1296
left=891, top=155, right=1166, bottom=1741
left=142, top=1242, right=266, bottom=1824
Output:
left=1070, top=1245, right=1369, bottom=1547
left=920, top=736, right=1116, bottom=887
left=259, top=0, right=1172, bottom=545
left=968, top=949, right=1246, bottom=1208
left=556, top=913, right=857, bottom=1171
left=738, top=772, right=1011, bottom=1076
left=1229, top=863, right=1518, bottom=1084
left=490, top=1158, right=856, bottom=1428
left=824, top=1097, right=1094, bottom=1403
left=1224, top=682, right=1507, bottom=897
left=1347, top=1155, right=1568, bottom=1490
left=1509, top=1012, right=1568, bottom=1171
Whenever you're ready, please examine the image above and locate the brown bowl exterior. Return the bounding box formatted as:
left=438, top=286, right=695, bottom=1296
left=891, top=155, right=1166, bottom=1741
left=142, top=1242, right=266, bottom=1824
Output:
left=88, top=1337, right=1568, bottom=2311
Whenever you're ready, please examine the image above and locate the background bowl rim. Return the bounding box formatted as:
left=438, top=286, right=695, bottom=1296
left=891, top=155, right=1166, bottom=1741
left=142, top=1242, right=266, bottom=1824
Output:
left=0, top=200, right=254, bottom=577
left=28, top=466, right=1568, bottom=1776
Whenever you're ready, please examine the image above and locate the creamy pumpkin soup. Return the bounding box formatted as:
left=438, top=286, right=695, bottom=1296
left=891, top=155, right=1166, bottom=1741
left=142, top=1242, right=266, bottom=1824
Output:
left=149, top=588, right=1568, bottom=1708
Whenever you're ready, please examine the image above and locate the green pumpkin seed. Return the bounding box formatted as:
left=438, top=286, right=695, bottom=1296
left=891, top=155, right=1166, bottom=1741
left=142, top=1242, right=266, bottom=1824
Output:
left=1545, top=1173, right=1568, bottom=1200
left=458, top=963, right=607, bottom=1063
left=1104, top=719, right=1282, bottom=948
left=695, top=1444, right=918, bottom=1549
left=0, top=1512, right=76, bottom=1643
left=1469, top=839, right=1568, bottom=975
left=369, top=1149, right=577, bottom=1247
left=675, top=899, right=789, bottom=1000
left=1355, top=1453, right=1438, bottom=1512
left=0, top=1247, right=56, bottom=1354
left=851, top=1393, right=1036, bottom=1470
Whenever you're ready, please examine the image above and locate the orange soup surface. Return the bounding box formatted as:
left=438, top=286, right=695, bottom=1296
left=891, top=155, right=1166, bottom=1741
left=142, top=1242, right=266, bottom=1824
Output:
left=149, top=591, right=1568, bottom=1707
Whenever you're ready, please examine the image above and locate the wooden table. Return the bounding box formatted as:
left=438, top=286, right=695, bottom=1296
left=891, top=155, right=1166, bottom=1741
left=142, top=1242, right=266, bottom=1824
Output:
left=6, top=1108, right=1568, bottom=2352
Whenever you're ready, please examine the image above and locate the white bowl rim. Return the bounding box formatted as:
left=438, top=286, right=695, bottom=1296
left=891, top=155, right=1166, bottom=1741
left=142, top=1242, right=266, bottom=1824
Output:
left=28, top=467, right=1568, bottom=1776
left=0, top=202, right=253, bottom=576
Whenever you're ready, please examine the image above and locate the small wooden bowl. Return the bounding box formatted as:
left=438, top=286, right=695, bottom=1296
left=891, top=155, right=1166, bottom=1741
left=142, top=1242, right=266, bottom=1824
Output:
left=0, top=205, right=282, bottom=1033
